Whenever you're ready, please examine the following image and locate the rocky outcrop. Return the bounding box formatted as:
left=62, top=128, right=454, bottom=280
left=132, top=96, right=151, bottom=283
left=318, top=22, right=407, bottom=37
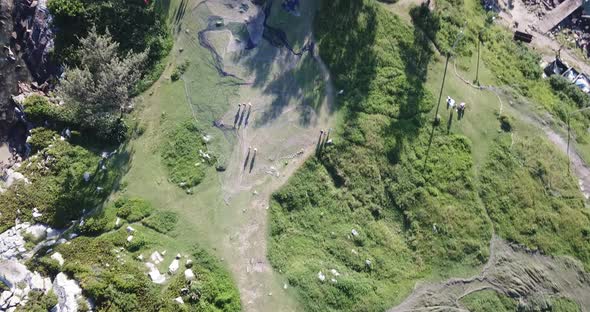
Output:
left=52, top=272, right=82, bottom=312
left=0, top=260, right=53, bottom=310
left=0, top=222, right=30, bottom=260
left=0, top=0, right=30, bottom=129
left=13, top=0, right=60, bottom=85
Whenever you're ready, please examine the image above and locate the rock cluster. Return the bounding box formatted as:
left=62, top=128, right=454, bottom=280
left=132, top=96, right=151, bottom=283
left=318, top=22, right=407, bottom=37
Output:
left=0, top=260, right=52, bottom=311
left=0, top=222, right=29, bottom=260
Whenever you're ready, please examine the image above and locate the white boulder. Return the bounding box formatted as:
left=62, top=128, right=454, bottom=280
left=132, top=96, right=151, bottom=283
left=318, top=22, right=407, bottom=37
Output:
left=150, top=251, right=163, bottom=264
left=184, top=269, right=195, bottom=281
left=25, top=224, right=48, bottom=241
left=174, top=297, right=184, bottom=304
left=52, top=272, right=82, bottom=312
left=0, top=261, right=28, bottom=288
left=145, top=262, right=165, bottom=284
left=168, top=259, right=179, bottom=274
left=51, top=252, right=64, bottom=266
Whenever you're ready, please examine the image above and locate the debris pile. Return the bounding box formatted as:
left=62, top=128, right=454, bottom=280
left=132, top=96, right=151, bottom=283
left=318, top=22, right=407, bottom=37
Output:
left=549, top=8, right=590, bottom=57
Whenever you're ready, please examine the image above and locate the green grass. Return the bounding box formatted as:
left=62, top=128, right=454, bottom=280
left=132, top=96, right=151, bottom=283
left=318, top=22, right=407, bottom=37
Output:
left=268, top=0, right=590, bottom=310
left=460, top=290, right=516, bottom=312
left=142, top=211, right=178, bottom=234
left=480, top=134, right=590, bottom=270
left=268, top=1, right=493, bottom=310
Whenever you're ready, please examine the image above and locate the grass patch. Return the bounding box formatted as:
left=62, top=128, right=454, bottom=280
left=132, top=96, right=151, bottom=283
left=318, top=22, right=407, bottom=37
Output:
left=460, top=290, right=516, bottom=312
left=161, top=120, right=211, bottom=190
left=480, top=134, right=590, bottom=270
left=142, top=211, right=178, bottom=234
left=114, top=196, right=154, bottom=222
left=0, top=139, right=120, bottom=232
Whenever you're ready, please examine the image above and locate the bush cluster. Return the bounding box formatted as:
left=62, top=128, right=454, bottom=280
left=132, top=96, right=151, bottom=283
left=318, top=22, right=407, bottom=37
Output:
left=114, top=197, right=154, bottom=222
left=161, top=120, right=211, bottom=189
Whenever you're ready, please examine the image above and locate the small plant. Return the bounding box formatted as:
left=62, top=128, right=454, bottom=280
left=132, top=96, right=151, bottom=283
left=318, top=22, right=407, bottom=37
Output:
left=28, top=128, right=58, bottom=153
left=171, top=61, right=190, bottom=81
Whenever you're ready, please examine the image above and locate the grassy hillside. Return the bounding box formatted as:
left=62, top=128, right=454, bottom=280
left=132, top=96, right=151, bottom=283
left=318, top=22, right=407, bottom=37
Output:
left=268, top=1, right=492, bottom=310
left=269, top=0, right=590, bottom=310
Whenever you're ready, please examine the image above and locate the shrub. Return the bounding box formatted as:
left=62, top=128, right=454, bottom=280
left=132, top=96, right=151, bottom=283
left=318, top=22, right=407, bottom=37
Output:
left=142, top=211, right=178, bottom=234
left=28, top=128, right=58, bottom=153
left=21, top=290, right=59, bottom=312
left=23, top=95, right=63, bottom=125
left=498, top=114, right=513, bottom=132
left=115, top=197, right=154, bottom=222
left=171, top=61, right=190, bottom=81
left=79, top=215, right=111, bottom=236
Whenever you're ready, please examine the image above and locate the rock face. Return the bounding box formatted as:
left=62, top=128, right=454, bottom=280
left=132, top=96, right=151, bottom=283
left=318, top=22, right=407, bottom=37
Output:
left=0, top=0, right=30, bottom=128
left=14, top=0, right=60, bottom=84
left=52, top=272, right=82, bottom=312
left=168, top=259, right=179, bottom=274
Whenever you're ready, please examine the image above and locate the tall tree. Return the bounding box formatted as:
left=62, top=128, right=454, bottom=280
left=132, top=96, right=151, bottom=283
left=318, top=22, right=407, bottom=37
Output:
left=59, top=27, right=147, bottom=132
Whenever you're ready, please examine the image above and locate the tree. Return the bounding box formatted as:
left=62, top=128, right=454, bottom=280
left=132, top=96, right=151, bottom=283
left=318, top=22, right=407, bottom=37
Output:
left=59, top=27, right=147, bottom=135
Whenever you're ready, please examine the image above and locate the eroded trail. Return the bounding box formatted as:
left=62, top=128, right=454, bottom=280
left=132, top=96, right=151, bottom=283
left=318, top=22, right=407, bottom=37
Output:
left=391, top=236, right=590, bottom=312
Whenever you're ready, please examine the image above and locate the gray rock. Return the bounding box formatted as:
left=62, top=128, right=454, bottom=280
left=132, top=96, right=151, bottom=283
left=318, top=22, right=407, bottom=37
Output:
left=52, top=273, right=82, bottom=312
left=0, top=260, right=28, bottom=288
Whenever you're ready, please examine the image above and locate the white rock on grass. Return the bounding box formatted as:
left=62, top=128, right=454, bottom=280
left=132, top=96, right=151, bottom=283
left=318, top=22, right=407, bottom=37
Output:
left=174, top=297, right=184, bottom=304
left=184, top=269, right=195, bottom=281
left=168, top=259, right=179, bottom=274
left=25, top=224, right=47, bottom=241
left=50, top=252, right=64, bottom=266
left=317, top=271, right=326, bottom=282
left=52, top=272, right=82, bottom=312
left=126, top=226, right=135, bottom=233
left=150, top=251, right=164, bottom=264
left=127, top=235, right=133, bottom=243
left=145, top=262, right=165, bottom=284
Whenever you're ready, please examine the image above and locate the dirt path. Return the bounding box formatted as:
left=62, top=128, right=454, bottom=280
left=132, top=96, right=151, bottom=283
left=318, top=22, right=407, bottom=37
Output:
left=497, top=0, right=590, bottom=74
left=197, top=2, right=336, bottom=311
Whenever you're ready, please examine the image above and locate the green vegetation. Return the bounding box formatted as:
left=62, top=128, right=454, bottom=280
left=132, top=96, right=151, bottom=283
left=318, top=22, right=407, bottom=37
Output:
left=269, top=0, right=492, bottom=310
left=142, top=211, right=178, bottom=234
left=162, top=120, right=211, bottom=189
left=21, top=290, right=59, bottom=312
left=114, top=197, right=154, bottom=222
left=28, top=128, right=58, bottom=153
left=460, top=290, right=516, bottom=312
left=47, top=0, right=171, bottom=74
left=480, top=134, right=590, bottom=270
left=171, top=61, right=190, bottom=81
left=30, top=221, right=240, bottom=311
left=0, top=139, right=119, bottom=232
left=461, top=290, right=581, bottom=312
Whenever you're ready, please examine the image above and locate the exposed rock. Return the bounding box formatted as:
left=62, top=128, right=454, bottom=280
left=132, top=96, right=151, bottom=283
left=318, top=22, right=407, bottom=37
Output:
left=317, top=271, right=326, bottom=282
left=52, top=272, right=82, bottom=312
left=168, top=259, right=179, bottom=274
left=184, top=269, right=195, bottom=281
left=26, top=271, right=44, bottom=291
left=145, top=262, right=165, bottom=284
left=126, top=226, right=135, bottom=233
left=185, top=259, right=193, bottom=268
left=126, top=235, right=133, bottom=242
left=7, top=295, right=20, bottom=307
left=174, top=296, right=184, bottom=304
left=150, top=251, right=163, bottom=264
left=0, top=260, right=28, bottom=288
left=0, top=223, right=29, bottom=260
left=50, top=252, right=64, bottom=266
